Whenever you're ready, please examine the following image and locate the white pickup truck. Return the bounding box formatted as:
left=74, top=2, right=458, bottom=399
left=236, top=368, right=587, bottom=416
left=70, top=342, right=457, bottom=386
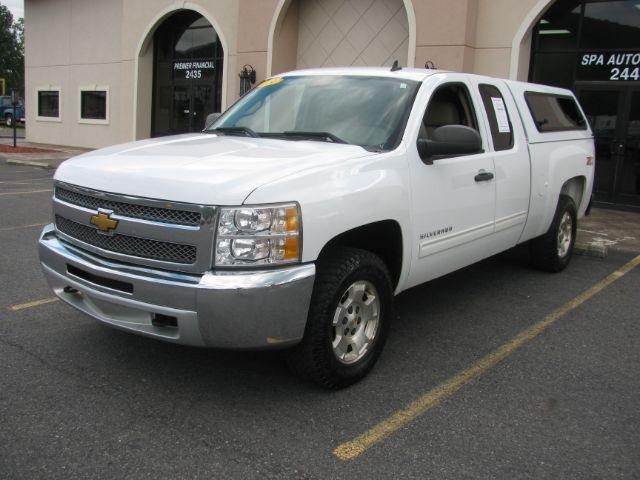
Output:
left=39, top=67, right=594, bottom=388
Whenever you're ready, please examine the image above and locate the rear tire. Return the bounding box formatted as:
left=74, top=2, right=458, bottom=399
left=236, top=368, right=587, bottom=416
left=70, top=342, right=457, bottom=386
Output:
left=5, top=113, right=13, bottom=127
left=530, top=194, right=577, bottom=272
left=286, top=248, right=393, bottom=389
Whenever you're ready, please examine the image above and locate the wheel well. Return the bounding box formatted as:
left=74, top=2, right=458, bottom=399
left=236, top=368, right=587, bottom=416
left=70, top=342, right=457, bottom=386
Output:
left=560, top=176, right=586, bottom=211
left=319, top=220, right=403, bottom=289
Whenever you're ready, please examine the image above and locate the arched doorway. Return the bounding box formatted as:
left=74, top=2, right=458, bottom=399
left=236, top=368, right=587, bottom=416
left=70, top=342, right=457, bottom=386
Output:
left=268, top=0, right=416, bottom=75
left=150, top=10, right=224, bottom=136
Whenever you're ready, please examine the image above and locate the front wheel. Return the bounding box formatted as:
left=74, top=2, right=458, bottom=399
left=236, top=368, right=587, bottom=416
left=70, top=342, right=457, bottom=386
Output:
left=530, top=194, right=577, bottom=272
left=286, top=248, right=393, bottom=389
left=5, top=114, right=13, bottom=127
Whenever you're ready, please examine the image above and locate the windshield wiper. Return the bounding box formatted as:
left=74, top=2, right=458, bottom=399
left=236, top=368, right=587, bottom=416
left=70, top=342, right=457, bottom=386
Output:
left=210, top=126, right=260, bottom=138
left=282, top=131, right=347, bottom=144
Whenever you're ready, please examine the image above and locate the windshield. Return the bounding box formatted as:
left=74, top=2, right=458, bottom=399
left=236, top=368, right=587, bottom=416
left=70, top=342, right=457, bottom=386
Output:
left=207, top=75, right=420, bottom=151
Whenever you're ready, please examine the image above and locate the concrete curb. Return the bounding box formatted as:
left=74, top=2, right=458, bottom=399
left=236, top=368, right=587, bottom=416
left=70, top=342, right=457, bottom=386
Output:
left=5, top=159, right=56, bottom=169
left=574, top=242, right=607, bottom=258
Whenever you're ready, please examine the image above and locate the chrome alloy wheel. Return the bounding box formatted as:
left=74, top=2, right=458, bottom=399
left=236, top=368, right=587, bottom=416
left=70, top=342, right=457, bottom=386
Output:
left=332, top=280, right=380, bottom=365
left=557, top=211, right=573, bottom=258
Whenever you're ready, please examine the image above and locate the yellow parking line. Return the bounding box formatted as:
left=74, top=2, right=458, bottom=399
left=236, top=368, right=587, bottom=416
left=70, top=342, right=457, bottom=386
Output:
left=0, top=222, right=48, bottom=232
left=8, top=297, right=59, bottom=312
left=334, top=254, right=640, bottom=461
left=0, top=189, right=52, bottom=196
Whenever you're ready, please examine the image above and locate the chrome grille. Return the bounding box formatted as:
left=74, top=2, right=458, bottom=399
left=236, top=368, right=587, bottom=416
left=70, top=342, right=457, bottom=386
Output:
left=55, top=186, right=202, bottom=226
left=55, top=215, right=197, bottom=265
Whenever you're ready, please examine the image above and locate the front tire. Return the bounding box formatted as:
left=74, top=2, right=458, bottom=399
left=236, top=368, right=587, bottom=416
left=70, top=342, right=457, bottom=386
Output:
left=530, top=194, right=577, bottom=272
left=5, top=113, right=13, bottom=127
left=286, top=248, right=393, bottom=389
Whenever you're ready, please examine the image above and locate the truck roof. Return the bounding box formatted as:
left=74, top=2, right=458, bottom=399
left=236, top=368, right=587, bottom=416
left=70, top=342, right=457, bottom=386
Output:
left=279, top=66, right=445, bottom=82
left=277, top=67, right=576, bottom=98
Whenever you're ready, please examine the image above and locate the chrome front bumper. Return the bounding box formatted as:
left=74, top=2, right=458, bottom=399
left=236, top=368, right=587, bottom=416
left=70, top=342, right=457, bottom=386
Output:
left=38, top=224, right=315, bottom=349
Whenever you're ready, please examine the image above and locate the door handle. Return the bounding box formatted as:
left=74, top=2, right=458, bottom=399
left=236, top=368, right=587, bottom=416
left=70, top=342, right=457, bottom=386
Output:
left=475, top=171, right=494, bottom=182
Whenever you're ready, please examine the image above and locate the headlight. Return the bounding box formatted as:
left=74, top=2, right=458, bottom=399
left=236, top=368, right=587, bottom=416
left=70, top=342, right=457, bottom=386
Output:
left=215, top=203, right=301, bottom=266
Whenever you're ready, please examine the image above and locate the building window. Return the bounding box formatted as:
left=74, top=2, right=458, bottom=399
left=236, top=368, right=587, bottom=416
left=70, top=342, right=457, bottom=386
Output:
left=79, top=87, right=109, bottom=124
left=36, top=87, right=61, bottom=122
left=530, top=0, right=640, bottom=88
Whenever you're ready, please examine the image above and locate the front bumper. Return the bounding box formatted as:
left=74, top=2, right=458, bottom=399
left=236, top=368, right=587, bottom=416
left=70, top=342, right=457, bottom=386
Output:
left=38, top=224, right=315, bottom=349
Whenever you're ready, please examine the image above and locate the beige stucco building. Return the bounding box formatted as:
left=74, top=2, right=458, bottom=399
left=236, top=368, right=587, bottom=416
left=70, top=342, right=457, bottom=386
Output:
left=24, top=0, right=557, bottom=148
left=23, top=0, right=640, bottom=207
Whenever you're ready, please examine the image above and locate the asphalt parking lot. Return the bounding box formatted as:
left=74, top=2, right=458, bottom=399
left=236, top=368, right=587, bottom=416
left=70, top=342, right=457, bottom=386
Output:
left=1, top=160, right=639, bottom=479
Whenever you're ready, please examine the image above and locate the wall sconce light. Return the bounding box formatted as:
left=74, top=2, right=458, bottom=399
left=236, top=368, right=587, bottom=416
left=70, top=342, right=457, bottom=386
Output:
left=239, top=65, right=257, bottom=96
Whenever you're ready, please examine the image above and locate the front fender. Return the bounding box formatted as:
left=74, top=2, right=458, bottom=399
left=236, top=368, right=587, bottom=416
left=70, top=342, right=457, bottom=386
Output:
left=244, top=148, right=413, bottom=292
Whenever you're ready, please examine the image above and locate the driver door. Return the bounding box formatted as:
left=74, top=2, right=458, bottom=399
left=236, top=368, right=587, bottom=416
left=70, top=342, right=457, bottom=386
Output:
left=406, top=78, right=496, bottom=288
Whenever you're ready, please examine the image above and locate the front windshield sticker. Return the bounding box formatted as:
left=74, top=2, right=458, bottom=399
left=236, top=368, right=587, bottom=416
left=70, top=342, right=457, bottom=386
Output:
left=257, top=77, right=284, bottom=88
left=491, top=97, right=511, bottom=133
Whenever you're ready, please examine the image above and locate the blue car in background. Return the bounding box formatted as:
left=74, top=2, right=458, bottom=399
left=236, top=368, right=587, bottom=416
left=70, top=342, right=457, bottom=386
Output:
left=1, top=96, right=25, bottom=127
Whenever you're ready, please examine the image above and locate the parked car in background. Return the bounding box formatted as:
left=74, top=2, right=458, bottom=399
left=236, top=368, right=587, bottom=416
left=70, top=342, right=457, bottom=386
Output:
left=1, top=96, right=25, bottom=127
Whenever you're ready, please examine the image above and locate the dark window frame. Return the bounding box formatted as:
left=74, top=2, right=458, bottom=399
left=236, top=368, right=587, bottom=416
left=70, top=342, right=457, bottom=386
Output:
left=478, top=84, right=514, bottom=151
left=37, top=90, right=60, bottom=119
left=79, top=89, right=108, bottom=122
left=524, top=91, right=588, bottom=132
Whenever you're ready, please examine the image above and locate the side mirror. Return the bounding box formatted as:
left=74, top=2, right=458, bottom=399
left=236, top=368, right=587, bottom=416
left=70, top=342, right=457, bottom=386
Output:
left=417, top=125, right=483, bottom=165
left=204, top=112, right=222, bottom=130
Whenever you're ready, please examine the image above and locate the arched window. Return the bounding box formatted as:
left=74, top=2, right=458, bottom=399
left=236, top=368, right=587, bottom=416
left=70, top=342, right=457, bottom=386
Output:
left=152, top=10, right=224, bottom=136
left=530, top=0, right=640, bottom=88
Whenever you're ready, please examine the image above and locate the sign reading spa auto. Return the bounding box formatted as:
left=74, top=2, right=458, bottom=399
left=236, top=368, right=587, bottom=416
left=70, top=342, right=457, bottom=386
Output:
left=578, top=52, right=640, bottom=81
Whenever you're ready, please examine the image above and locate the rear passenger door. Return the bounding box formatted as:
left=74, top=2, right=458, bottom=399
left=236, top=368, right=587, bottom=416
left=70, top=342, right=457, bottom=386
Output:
left=406, top=75, right=496, bottom=288
left=472, top=79, right=530, bottom=248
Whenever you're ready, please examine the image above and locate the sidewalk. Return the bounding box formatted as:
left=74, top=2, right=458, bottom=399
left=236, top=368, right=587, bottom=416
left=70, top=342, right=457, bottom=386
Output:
left=0, top=137, right=89, bottom=169
left=577, top=207, right=640, bottom=254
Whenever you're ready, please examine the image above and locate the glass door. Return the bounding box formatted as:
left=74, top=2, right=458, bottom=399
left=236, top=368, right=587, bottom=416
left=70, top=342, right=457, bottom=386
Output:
left=171, top=86, right=191, bottom=134
left=577, top=87, right=622, bottom=202
left=577, top=86, right=640, bottom=207
left=192, top=85, right=213, bottom=132
left=617, top=90, right=640, bottom=205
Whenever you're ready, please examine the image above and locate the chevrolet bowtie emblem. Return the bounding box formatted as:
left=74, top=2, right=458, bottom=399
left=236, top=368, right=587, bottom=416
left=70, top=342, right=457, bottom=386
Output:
left=90, top=211, right=119, bottom=233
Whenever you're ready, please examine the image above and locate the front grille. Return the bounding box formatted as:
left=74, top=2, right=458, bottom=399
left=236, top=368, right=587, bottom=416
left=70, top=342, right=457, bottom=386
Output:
left=55, top=187, right=202, bottom=226
left=55, top=215, right=197, bottom=265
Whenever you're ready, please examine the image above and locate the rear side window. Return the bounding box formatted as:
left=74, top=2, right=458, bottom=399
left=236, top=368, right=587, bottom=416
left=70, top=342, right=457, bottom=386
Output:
left=525, top=92, right=587, bottom=132
left=479, top=84, right=513, bottom=151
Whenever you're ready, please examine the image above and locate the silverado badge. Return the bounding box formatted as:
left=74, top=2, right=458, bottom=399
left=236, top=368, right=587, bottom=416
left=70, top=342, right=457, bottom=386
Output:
left=90, top=210, right=118, bottom=233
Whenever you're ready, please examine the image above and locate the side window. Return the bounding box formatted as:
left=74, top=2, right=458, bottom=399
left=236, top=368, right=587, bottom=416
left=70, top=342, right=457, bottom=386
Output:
left=419, top=83, right=479, bottom=140
left=524, top=92, right=587, bottom=132
left=479, top=84, right=513, bottom=151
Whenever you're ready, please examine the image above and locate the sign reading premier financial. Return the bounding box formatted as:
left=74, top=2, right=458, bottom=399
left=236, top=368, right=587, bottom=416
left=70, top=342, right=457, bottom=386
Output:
left=578, top=52, right=640, bottom=81
left=173, top=61, right=216, bottom=80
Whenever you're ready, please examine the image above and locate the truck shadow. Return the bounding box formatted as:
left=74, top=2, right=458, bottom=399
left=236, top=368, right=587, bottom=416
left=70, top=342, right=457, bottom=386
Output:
left=60, top=244, right=536, bottom=398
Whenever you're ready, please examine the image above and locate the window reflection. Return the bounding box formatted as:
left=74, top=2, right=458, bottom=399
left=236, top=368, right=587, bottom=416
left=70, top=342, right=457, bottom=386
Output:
left=582, top=0, right=640, bottom=49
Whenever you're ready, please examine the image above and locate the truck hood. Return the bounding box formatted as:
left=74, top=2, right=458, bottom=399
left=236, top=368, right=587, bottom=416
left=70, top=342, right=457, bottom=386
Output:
left=55, top=133, right=372, bottom=205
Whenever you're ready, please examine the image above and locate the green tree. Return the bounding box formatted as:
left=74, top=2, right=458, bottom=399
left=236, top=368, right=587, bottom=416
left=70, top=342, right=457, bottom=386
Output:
left=0, top=3, right=24, bottom=95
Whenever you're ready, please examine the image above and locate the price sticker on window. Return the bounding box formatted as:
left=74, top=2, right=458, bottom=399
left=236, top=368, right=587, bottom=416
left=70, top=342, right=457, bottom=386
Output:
left=491, top=97, right=511, bottom=133
left=257, top=77, right=284, bottom=88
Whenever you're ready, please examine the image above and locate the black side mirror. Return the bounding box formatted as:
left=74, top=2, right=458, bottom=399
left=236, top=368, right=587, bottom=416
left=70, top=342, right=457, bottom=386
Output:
left=417, top=125, right=483, bottom=165
left=204, top=112, right=222, bottom=130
